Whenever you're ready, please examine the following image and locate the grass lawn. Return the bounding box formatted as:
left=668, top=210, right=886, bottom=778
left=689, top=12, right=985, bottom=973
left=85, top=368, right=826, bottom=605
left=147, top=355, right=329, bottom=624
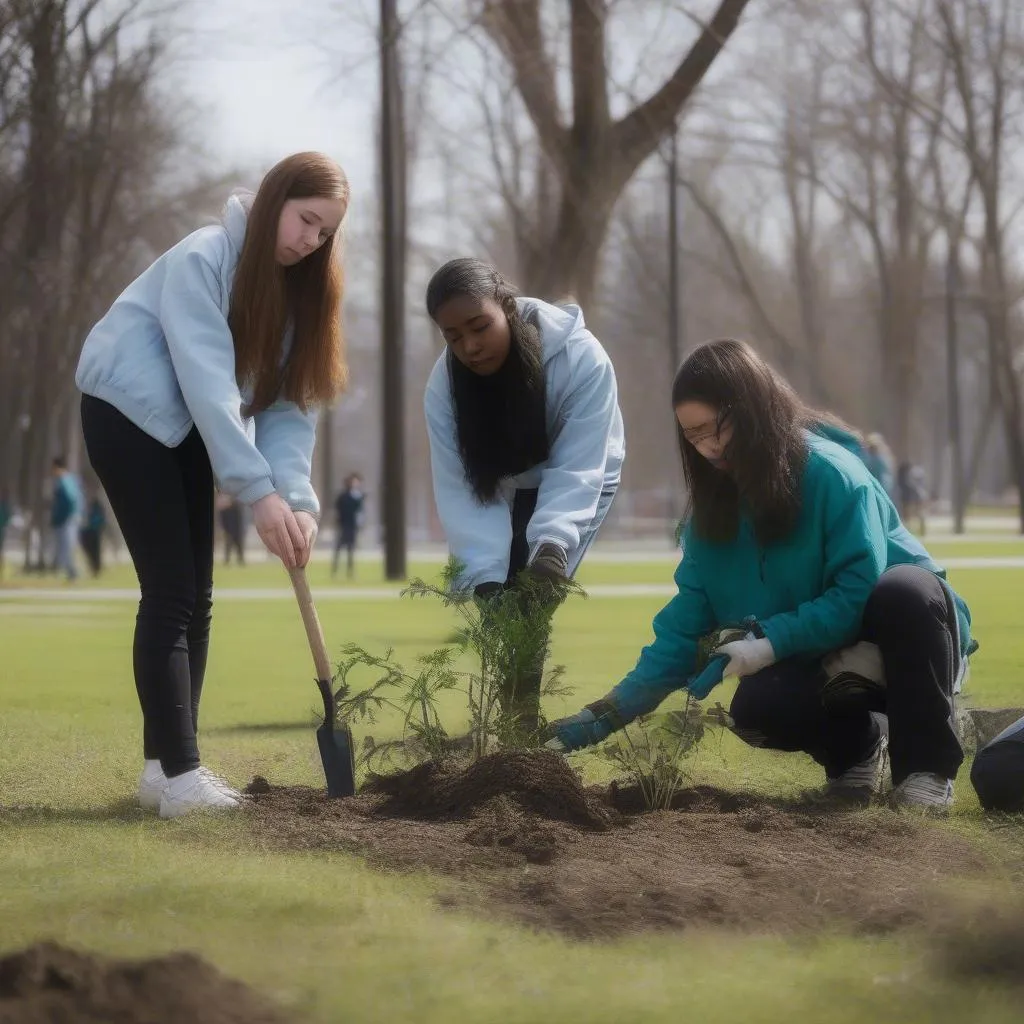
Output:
left=2, top=535, right=1023, bottom=593
left=1, top=561, right=1023, bottom=1022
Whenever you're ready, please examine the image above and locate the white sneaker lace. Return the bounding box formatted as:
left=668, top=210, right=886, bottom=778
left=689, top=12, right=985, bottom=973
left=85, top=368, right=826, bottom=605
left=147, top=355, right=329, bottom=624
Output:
left=196, top=767, right=244, bottom=799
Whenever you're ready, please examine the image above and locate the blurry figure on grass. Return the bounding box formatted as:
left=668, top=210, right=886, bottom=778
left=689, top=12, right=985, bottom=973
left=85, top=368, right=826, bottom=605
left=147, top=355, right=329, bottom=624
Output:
left=547, top=339, right=976, bottom=813
left=898, top=460, right=929, bottom=535
left=0, top=494, right=10, bottom=580
left=50, top=455, right=82, bottom=581
left=76, top=152, right=349, bottom=818
left=424, top=258, right=624, bottom=739
left=862, top=432, right=896, bottom=499
left=332, top=473, right=365, bottom=578
left=78, top=489, right=108, bottom=577
left=217, top=493, right=247, bottom=566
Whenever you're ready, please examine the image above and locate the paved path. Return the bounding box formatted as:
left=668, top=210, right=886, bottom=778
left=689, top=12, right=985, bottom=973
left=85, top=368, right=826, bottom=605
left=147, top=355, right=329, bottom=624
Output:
left=3, top=555, right=1022, bottom=604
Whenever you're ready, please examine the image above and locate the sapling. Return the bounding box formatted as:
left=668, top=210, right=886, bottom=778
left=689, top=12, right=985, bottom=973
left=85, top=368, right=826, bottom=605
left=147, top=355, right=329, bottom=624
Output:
left=332, top=557, right=578, bottom=769
left=598, top=695, right=732, bottom=811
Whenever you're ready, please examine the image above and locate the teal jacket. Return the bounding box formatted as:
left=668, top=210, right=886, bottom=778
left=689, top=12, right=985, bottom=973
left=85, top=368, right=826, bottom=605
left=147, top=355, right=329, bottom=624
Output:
left=608, top=432, right=973, bottom=718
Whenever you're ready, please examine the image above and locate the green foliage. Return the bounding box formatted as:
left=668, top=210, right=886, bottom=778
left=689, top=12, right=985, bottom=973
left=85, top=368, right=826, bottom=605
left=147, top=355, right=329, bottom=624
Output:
left=333, top=557, right=580, bottom=770
left=598, top=695, right=732, bottom=810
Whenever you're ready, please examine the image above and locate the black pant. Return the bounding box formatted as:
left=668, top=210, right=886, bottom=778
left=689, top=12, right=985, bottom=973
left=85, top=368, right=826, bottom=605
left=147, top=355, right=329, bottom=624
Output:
left=729, top=564, right=964, bottom=784
left=79, top=526, right=103, bottom=575
left=332, top=528, right=357, bottom=576
left=81, top=395, right=214, bottom=777
left=971, top=715, right=1024, bottom=812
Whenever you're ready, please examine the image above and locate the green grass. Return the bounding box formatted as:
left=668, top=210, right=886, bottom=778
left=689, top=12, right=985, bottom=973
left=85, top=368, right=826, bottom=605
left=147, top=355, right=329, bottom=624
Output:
left=1, top=562, right=1023, bottom=1022
left=2, top=534, right=1023, bottom=593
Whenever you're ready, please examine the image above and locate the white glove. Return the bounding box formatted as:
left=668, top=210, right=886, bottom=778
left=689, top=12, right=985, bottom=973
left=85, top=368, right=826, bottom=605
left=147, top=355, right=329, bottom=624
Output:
left=715, top=637, right=776, bottom=679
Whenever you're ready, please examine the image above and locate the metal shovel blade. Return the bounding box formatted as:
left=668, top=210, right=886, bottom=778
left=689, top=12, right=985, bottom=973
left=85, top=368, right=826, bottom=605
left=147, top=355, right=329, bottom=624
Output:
left=316, top=677, right=355, bottom=798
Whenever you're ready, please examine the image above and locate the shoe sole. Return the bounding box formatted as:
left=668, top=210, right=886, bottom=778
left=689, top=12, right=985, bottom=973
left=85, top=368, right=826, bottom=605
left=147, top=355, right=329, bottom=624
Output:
left=825, top=735, right=890, bottom=802
left=891, top=800, right=953, bottom=815
left=159, top=801, right=241, bottom=820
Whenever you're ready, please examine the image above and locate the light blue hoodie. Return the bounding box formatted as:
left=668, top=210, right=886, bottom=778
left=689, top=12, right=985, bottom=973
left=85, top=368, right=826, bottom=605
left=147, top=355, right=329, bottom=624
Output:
left=75, top=194, right=321, bottom=517
left=425, top=298, right=625, bottom=589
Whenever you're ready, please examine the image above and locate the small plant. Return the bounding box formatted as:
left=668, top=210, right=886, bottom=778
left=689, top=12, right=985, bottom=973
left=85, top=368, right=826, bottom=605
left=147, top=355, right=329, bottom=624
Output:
left=332, top=557, right=579, bottom=771
left=333, top=644, right=460, bottom=772
left=598, top=695, right=731, bottom=811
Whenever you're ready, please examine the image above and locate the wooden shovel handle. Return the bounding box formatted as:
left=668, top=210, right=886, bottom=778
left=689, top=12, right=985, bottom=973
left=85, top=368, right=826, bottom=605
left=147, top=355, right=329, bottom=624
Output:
left=288, top=567, right=333, bottom=682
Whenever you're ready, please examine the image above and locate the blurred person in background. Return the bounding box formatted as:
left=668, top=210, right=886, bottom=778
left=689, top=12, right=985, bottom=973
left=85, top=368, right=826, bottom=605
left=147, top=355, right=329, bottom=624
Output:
left=217, top=493, right=247, bottom=566
left=50, top=456, right=82, bottom=581
left=79, top=489, right=108, bottom=577
left=898, top=460, right=929, bottom=535
left=332, top=473, right=365, bottom=578
left=862, top=433, right=896, bottom=499
left=0, top=494, right=10, bottom=580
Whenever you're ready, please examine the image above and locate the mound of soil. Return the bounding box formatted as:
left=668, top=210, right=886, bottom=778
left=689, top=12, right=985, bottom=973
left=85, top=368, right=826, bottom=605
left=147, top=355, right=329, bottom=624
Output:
left=0, top=943, right=290, bottom=1024
left=362, top=749, right=612, bottom=829
left=245, top=752, right=1004, bottom=940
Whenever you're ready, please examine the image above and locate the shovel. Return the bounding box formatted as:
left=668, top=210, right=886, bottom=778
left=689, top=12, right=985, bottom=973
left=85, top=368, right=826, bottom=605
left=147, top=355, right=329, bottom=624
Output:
left=288, top=566, right=356, bottom=797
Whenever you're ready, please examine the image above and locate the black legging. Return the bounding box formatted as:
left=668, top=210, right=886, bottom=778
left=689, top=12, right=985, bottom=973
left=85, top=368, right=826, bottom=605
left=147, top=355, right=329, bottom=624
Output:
left=729, top=564, right=964, bottom=785
left=81, top=395, right=214, bottom=777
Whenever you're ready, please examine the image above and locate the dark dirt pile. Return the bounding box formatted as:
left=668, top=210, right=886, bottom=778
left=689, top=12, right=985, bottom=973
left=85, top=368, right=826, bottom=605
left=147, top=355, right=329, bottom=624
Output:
left=245, top=750, right=1007, bottom=940
left=362, top=749, right=612, bottom=828
left=0, top=943, right=291, bottom=1024
left=932, top=904, right=1024, bottom=987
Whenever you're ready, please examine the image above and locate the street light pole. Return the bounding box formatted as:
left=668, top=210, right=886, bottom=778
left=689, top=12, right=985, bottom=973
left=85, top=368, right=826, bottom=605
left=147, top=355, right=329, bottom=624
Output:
left=945, top=241, right=965, bottom=535
left=667, top=122, right=682, bottom=376
left=379, top=0, right=406, bottom=579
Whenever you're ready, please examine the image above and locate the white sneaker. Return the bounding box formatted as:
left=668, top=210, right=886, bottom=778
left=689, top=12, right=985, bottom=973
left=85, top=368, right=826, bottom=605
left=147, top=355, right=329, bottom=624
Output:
left=893, top=772, right=954, bottom=813
left=159, top=768, right=242, bottom=819
left=826, top=733, right=889, bottom=800
left=138, top=760, right=167, bottom=812
left=196, top=766, right=245, bottom=802
left=139, top=763, right=243, bottom=811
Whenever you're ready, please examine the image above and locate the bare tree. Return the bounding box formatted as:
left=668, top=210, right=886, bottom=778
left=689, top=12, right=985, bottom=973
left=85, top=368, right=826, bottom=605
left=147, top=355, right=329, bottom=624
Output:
left=0, top=0, right=240, bottom=563
left=936, top=0, right=1024, bottom=530
left=479, top=0, right=753, bottom=308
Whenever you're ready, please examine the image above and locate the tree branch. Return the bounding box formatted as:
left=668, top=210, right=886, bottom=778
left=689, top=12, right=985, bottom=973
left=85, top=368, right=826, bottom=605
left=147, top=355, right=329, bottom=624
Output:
left=480, top=0, right=567, bottom=170
left=678, top=174, right=801, bottom=367
left=569, top=0, right=610, bottom=152
left=613, top=0, right=752, bottom=171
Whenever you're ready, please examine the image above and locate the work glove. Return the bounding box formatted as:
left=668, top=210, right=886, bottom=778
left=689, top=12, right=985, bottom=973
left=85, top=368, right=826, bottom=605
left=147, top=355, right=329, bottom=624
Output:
left=715, top=636, right=776, bottom=679
left=521, top=542, right=570, bottom=606
left=821, top=641, right=886, bottom=712
left=543, top=698, right=623, bottom=753
left=529, top=542, right=569, bottom=581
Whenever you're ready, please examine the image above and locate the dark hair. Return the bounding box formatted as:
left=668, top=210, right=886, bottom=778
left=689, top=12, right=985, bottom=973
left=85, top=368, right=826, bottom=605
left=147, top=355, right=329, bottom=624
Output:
left=673, top=339, right=854, bottom=545
left=426, top=258, right=549, bottom=504
left=52, top=455, right=67, bottom=470
left=229, top=151, right=349, bottom=416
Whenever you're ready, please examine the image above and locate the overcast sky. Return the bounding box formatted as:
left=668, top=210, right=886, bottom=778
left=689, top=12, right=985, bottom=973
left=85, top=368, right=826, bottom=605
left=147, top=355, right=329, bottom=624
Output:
left=169, top=0, right=379, bottom=199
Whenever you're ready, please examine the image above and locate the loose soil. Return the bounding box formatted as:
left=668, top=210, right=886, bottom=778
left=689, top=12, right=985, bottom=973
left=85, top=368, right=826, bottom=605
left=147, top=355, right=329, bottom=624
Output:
left=245, top=750, right=1006, bottom=940
left=932, top=904, right=1024, bottom=987
left=0, top=943, right=291, bottom=1024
